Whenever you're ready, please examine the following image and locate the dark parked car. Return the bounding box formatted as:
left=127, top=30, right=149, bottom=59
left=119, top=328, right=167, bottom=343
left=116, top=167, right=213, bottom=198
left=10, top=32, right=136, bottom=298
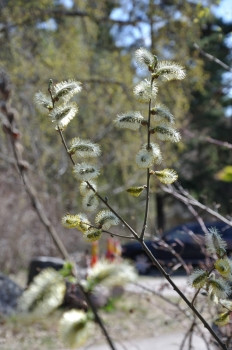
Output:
left=122, top=221, right=232, bottom=274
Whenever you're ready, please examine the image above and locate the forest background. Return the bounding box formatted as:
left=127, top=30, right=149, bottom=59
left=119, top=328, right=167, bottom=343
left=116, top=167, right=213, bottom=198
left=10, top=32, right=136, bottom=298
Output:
left=0, top=0, right=231, bottom=272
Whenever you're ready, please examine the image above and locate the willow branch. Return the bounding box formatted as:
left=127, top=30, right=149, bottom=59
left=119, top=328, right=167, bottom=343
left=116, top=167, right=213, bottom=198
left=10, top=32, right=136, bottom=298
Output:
left=184, top=130, right=232, bottom=150
left=163, top=185, right=232, bottom=227
left=191, top=288, right=201, bottom=306
left=204, top=136, right=232, bottom=149
left=140, top=241, right=227, bottom=350
left=54, top=87, right=227, bottom=349
left=175, top=183, right=209, bottom=236
left=58, top=128, right=227, bottom=350
left=180, top=318, right=196, bottom=350
left=102, top=230, right=134, bottom=240
left=194, top=43, right=232, bottom=72
left=57, top=128, right=139, bottom=239
left=141, top=82, right=153, bottom=240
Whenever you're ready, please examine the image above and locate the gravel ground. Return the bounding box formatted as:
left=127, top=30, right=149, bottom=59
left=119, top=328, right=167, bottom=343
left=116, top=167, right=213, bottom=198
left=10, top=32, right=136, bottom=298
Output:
left=0, top=275, right=217, bottom=350
left=79, top=332, right=208, bottom=350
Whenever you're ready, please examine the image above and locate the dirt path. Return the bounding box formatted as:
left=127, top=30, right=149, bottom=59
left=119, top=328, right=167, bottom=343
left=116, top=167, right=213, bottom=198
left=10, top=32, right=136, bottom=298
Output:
left=80, top=331, right=208, bottom=350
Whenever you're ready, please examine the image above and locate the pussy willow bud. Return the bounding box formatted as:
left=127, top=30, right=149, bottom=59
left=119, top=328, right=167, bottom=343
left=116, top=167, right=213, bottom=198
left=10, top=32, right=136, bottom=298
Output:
left=79, top=181, right=97, bottom=196
left=53, top=80, right=82, bottom=102
left=86, top=260, right=137, bottom=291
left=151, top=125, right=181, bottom=143
left=189, top=269, right=208, bottom=289
left=136, top=143, right=162, bottom=169
left=62, top=214, right=80, bottom=228
left=214, top=258, right=232, bottom=279
left=74, top=213, right=90, bottom=233
left=73, top=163, right=100, bottom=181
left=134, top=47, right=156, bottom=70
left=114, top=111, right=144, bottom=130
left=69, top=138, right=101, bottom=157
left=49, top=103, right=78, bottom=130
left=59, top=309, right=90, bottom=348
left=85, top=228, right=102, bottom=242
left=151, top=104, right=174, bottom=124
left=206, top=227, right=227, bottom=257
left=220, top=299, right=232, bottom=310
left=154, top=169, right=178, bottom=184
left=34, top=92, right=53, bottom=111
left=133, top=79, right=158, bottom=103
left=82, top=192, right=99, bottom=212
left=19, top=268, right=66, bottom=316
left=153, top=61, right=186, bottom=81
left=95, top=210, right=119, bottom=230
left=208, top=277, right=231, bottom=298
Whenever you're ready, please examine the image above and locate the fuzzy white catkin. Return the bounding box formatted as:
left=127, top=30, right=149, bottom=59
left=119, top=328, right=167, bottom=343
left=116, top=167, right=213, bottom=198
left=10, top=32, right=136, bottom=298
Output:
left=69, top=138, right=101, bottom=157
left=53, top=80, right=82, bottom=101
left=156, top=61, right=186, bottom=81
left=134, top=47, right=155, bottom=69
left=114, top=111, right=144, bottom=130
left=49, top=103, right=78, bottom=130
left=73, top=163, right=100, bottom=181
left=133, top=79, right=158, bottom=102
left=95, top=210, right=119, bottom=230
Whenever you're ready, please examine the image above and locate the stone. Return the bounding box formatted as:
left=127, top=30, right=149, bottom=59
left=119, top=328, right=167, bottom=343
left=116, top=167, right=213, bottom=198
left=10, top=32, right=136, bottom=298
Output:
left=0, top=273, right=23, bottom=315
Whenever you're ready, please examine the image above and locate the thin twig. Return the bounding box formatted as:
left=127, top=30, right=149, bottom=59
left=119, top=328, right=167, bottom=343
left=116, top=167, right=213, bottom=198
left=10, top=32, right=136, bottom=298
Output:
left=180, top=319, right=196, bottom=350
left=191, top=288, right=201, bottom=306
left=180, top=324, right=191, bottom=350
left=141, top=80, right=153, bottom=240
left=132, top=281, right=211, bottom=350
left=175, top=183, right=209, bottom=236
left=73, top=220, right=134, bottom=240
left=158, top=239, right=191, bottom=274
left=183, top=130, right=232, bottom=150
left=194, top=43, right=232, bottom=72
left=205, top=136, right=232, bottom=150
left=102, top=230, right=134, bottom=240
left=163, top=184, right=232, bottom=227
left=141, top=169, right=151, bottom=240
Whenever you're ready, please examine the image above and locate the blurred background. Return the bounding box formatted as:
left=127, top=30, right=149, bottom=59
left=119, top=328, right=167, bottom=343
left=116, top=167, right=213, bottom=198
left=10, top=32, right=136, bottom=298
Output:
left=0, top=0, right=231, bottom=272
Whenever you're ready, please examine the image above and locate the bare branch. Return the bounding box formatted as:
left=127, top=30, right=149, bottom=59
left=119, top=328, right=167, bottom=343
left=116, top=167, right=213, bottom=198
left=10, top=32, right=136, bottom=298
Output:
left=163, top=184, right=232, bottom=227
left=194, top=43, right=232, bottom=72
left=184, top=129, right=232, bottom=150
left=141, top=79, right=154, bottom=240
left=132, top=282, right=210, bottom=350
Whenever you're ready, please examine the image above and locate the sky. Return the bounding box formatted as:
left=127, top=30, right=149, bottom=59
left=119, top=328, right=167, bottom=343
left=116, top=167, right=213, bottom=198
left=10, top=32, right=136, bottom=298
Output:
left=47, top=0, right=232, bottom=49
left=212, top=0, right=232, bottom=23
left=62, top=0, right=232, bottom=23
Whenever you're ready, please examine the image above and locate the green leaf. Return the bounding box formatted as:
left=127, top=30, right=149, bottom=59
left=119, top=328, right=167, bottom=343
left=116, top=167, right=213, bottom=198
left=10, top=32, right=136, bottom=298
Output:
left=216, top=166, right=232, bottom=182
left=126, top=186, right=145, bottom=197
left=59, top=261, right=75, bottom=281
left=214, top=312, right=230, bottom=326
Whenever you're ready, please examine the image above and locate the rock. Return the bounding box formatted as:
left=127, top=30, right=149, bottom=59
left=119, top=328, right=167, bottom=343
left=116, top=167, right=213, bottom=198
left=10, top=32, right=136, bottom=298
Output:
left=0, top=273, right=23, bottom=315
left=27, top=256, right=65, bottom=285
